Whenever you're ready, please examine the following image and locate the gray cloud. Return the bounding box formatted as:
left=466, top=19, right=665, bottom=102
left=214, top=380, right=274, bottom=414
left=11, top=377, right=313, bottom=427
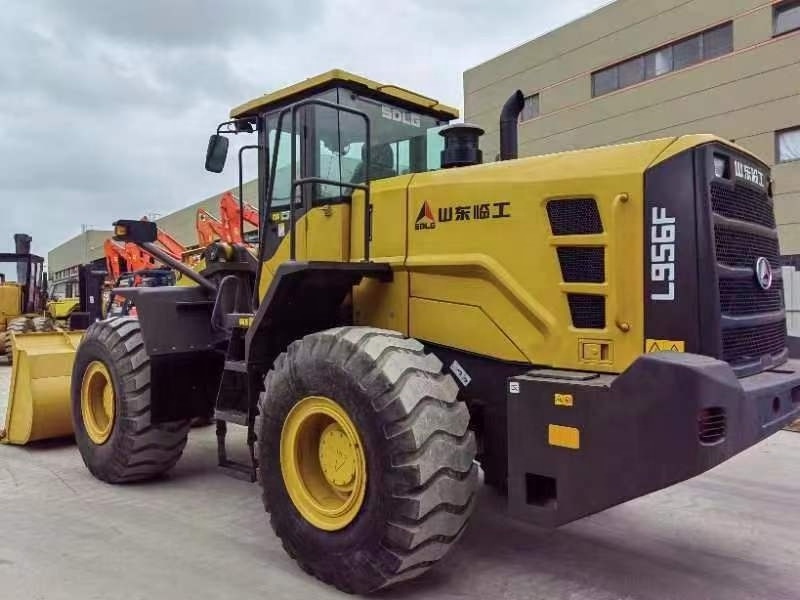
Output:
left=1, top=0, right=608, bottom=258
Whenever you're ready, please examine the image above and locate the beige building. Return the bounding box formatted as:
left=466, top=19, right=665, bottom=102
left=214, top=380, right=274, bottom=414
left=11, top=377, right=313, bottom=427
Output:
left=464, top=0, right=800, bottom=254
left=49, top=229, right=113, bottom=283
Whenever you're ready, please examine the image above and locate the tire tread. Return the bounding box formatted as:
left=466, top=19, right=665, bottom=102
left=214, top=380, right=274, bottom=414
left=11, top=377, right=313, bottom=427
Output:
left=257, top=326, right=478, bottom=594
left=73, top=317, right=190, bottom=483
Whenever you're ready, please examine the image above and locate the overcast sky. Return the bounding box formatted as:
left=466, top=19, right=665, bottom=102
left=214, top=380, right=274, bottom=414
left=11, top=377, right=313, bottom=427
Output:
left=0, top=0, right=609, bottom=258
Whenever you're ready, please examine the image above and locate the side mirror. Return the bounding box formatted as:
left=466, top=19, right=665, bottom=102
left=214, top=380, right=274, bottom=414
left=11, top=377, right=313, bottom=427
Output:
left=205, top=134, right=229, bottom=173
left=113, top=220, right=157, bottom=243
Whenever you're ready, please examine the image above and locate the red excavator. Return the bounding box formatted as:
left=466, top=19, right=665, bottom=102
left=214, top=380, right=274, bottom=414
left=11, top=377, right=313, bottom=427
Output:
left=219, top=191, right=259, bottom=245
left=104, top=218, right=188, bottom=282
left=143, top=216, right=185, bottom=260
left=196, top=208, right=228, bottom=245
left=195, top=192, right=261, bottom=246
left=103, top=219, right=189, bottom=315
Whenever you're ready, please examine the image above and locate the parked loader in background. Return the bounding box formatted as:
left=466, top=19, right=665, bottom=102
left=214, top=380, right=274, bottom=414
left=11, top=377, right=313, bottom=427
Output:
left=10, top=70, right=799, bottom=593
left=1, top=262, right=106, bottom=444
left=0, top=234, right=49, bottom=362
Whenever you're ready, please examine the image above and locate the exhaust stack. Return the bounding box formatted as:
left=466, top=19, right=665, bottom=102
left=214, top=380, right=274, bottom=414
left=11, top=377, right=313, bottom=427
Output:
left=499, top=90, right=525, bottom=161
left=14, top=233, right=31, bottom=285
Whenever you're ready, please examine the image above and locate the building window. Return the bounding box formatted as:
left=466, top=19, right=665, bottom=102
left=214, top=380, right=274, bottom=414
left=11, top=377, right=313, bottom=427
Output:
left=645, top=47, right=673, bottom=78
left=775, top=0, right=800, bottom=36
left=591, top=22, right=733, bottom=97
left=618, top=56, right=645, bottom=88
left=592, top=67, right=618, bottom=97
left=520, top=94, right=540, bottom=121
left=777, top=127, right=800, bottom=163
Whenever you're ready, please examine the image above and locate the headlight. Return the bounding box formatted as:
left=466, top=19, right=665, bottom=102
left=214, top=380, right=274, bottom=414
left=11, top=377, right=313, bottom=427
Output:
left=713, top=155, right=729, bottom=179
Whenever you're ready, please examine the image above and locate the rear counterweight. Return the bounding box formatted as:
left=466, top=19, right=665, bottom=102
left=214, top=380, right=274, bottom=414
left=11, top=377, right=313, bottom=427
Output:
left=506, top=352, right=800, bottom=528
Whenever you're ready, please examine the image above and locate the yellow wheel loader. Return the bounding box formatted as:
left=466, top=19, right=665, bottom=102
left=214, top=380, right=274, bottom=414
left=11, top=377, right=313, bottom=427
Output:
left=0, top=235, right=48, bottom=363
left=1, top=264, right=106, bottom=444
left=17, top=70, right=800, bottom=593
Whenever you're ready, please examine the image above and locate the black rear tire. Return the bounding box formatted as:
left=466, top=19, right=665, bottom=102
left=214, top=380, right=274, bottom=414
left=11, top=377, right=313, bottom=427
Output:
left=71, top=317, right=191, bottom=483
left=257, top=327, right=478, bottom=594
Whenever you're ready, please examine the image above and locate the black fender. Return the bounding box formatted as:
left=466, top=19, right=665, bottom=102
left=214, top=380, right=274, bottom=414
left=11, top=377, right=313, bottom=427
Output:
left=244, top=261, right=392, bottom=371
left=110, top=286, right=226, bottom=422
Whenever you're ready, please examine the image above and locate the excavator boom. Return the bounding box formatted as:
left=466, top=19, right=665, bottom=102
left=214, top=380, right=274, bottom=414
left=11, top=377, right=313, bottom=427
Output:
left=155, top=227, right=185, bottom=259
left=103, top=239, right=127, bottom=283
left=196, top=208, right=229, bottom=245
left=219, top=192, right=259, bottom=244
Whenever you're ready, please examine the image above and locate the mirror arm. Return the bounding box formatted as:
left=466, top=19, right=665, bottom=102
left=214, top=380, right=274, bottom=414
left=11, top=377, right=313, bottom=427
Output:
left=216, top=118, right=255, bottom=135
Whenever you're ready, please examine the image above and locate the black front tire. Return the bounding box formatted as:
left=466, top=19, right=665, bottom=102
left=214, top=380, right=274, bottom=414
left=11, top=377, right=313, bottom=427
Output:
left=257, top=327, right=479, bottom=594
left=71, top=317, right=191, bottom=483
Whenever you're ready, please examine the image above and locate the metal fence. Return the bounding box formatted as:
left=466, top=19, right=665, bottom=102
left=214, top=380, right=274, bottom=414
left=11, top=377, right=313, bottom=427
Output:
left=783, top=266, right=800, bottom=336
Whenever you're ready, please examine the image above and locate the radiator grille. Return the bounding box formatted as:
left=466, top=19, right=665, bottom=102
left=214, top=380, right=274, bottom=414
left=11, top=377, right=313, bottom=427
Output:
left=556, top=247, right=605, bottom=283
left=710, top=182, right=775, bottom=229
left=711, top=165, right=785, bottom=370
left=719, top=279, right=783, bottom=316
left=713, top=226, right=780, bottom=269
left=547, top=199, right=602, bottom=235
left=721, top=320, right=787, bottom=364
left=567, top=294, right=605, bottom=329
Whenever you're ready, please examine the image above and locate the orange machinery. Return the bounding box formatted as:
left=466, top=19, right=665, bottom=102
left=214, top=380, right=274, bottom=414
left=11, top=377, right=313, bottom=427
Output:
left=196, top=209, right=228, bottom=246
left=219, top=192, right=260, bottom=245
left=103, top=219, right=187, bottom=283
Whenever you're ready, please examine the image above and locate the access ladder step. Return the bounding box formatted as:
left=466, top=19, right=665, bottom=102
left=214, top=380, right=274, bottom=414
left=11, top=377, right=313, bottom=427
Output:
left=215, top=409, right=249, bottom=426
left=224, top=360, right=248, bottom=373
left=218, top=459, right=257, bottom=483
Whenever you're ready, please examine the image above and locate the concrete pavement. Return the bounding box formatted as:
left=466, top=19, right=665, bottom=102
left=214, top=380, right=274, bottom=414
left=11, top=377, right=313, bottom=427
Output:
left=1, top=363, right=799, bottom=600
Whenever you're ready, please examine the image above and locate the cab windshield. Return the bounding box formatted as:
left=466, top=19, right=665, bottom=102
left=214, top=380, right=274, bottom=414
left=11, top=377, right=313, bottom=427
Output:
left=264, top=87, right=448, bottom=209
left=50, top=281, right=75, bottom=300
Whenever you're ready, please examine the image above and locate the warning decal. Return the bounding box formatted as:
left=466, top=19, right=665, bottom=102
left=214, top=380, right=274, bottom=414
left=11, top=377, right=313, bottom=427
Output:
left=645, top=339, right=685, bottom=353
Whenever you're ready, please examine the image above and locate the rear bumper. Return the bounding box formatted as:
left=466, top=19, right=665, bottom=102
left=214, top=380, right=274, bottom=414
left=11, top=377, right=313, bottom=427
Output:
left=506, top=352, right=800, bottom=527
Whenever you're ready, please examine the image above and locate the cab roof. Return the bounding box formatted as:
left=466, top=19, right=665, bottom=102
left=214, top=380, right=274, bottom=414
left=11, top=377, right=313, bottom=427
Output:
left=230, top=69, right=459, bottom=121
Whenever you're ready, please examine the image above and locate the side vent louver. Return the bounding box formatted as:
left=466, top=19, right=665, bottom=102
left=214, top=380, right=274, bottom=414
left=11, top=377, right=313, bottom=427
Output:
left=698, top=407, right=726, bottom=445
left=547, top=198, right=603, bottom=235
left=567, top=294, right=606, bottom=329
left=549, top=199, right=606, bottom=329
left=556, top=247, right=604, bottom=283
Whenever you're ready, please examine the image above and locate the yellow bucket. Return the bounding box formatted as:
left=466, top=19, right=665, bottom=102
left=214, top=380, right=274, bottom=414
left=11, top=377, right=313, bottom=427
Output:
left=1, top=330, right=84, bottom=444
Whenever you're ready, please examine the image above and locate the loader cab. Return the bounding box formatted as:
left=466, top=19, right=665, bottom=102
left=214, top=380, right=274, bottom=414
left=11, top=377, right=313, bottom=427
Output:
left=207, top=70, right=459, bottom=272
left=0, top=251, right=45, bottom=316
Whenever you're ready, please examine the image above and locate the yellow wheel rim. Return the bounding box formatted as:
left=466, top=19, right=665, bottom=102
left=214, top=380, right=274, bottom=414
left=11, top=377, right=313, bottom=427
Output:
left=81, top=361, right=116, bottom=445
left=280, top=396, right=367, bottom=531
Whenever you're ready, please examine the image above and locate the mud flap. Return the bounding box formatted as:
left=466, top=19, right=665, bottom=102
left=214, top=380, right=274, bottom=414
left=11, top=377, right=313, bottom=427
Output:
left=1, top=331, right=84, bottom=444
